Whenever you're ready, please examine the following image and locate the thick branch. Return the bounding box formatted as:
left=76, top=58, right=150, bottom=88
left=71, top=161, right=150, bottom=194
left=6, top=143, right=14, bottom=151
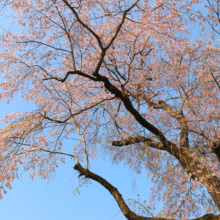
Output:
left=61, top=0, right=104, bottom=50
left=211, top=141, right=220, bottom=162
left=112, top=136, right=164, bottom=150
left=74, top=163, right=220, bottom=220
left=50, top=71, right=181, bottom=160
left=112, top=135, right=220, bottom=211
left=43, top=70, right=99, bottom=82
left=48, top=70, right=220, bottom=211
left=97, top=74, right=173, bottom=149
left=143, top=96, right=189, bottom=147
left=105, top=0, right=139, bottom=50
left=50, top=70, right=173, bottom=152
left=92, top=0, right=139, bottom=76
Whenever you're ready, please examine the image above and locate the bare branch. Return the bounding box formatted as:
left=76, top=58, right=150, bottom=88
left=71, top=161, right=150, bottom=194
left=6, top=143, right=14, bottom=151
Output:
left=74, top=163, right=220, bottom=220
left=73, top=119, right=89, bottom=170
left=43, top=70, right=99, bottom=82
left=9, top=141, right=78, bottom=161
left=17, top=40, right=71, bottom=53
left=210, top=71, right=220, bottom=91
left=43, top=96, right=116, bottom=124
left=92, top=0, right=139, bottom=76
left=105, top=0, right=139, bottom=50
left=142, top=96, right=189, bottom=147
left=112, top=136, right=164, bottom=150
left=61, top=0, right=104, bottom=50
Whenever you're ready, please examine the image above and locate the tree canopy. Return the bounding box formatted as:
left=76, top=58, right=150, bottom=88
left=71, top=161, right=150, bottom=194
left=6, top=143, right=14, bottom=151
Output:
left=0, top=0, right=220, bottom=219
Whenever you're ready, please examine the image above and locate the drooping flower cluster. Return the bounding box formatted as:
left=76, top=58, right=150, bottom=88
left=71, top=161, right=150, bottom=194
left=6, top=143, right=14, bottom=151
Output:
left=0, top=0, right=219, bottom=218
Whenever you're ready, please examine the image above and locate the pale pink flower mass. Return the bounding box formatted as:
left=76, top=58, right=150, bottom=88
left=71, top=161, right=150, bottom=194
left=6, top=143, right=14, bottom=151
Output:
left=0, top=0, right=219, bottom=219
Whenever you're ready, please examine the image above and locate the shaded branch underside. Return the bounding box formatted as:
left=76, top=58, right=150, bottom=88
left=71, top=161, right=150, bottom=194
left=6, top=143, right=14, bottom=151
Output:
left=74, top=163, right=220, bottom=220
left=47, top=68, right=220, bottom=211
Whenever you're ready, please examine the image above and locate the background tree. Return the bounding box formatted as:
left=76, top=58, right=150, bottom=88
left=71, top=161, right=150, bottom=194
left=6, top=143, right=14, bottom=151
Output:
left=0, top=0, right=220, bottom=219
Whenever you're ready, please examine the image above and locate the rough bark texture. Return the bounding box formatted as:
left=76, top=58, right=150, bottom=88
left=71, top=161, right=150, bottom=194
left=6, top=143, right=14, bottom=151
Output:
left=58, top=68, right=220, bottom=212
left=74, top=163, right=220, bottom=220
left=112, top=136, right=220, bottom=211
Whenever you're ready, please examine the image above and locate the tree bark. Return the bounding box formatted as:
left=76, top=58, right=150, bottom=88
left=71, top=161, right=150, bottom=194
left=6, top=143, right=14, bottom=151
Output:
left=74, top=163, right=220, bottom=220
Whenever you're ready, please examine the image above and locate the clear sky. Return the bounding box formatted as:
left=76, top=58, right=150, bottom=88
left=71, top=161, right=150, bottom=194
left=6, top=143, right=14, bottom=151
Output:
left=0, top=93, right=155, bottom=220
left=0, top=1, right=214, bottom=219
left=0, top=7, right=157, bottom=220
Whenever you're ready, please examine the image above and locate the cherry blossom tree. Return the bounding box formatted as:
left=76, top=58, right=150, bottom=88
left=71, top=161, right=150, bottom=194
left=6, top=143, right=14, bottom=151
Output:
left=0, top=0, right=220, bottom=219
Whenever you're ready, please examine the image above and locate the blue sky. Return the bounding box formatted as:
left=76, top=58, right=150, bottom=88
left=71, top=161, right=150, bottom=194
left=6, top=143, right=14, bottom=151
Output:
left=0, top=95, right=154, bottom=219
left=0, top=1, right=217, bottom=219
left=0, top=91, right=155, bottom=220
left=0, top=89, right=155, bottom=220
left=0, top=6, right=157, bottom=220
